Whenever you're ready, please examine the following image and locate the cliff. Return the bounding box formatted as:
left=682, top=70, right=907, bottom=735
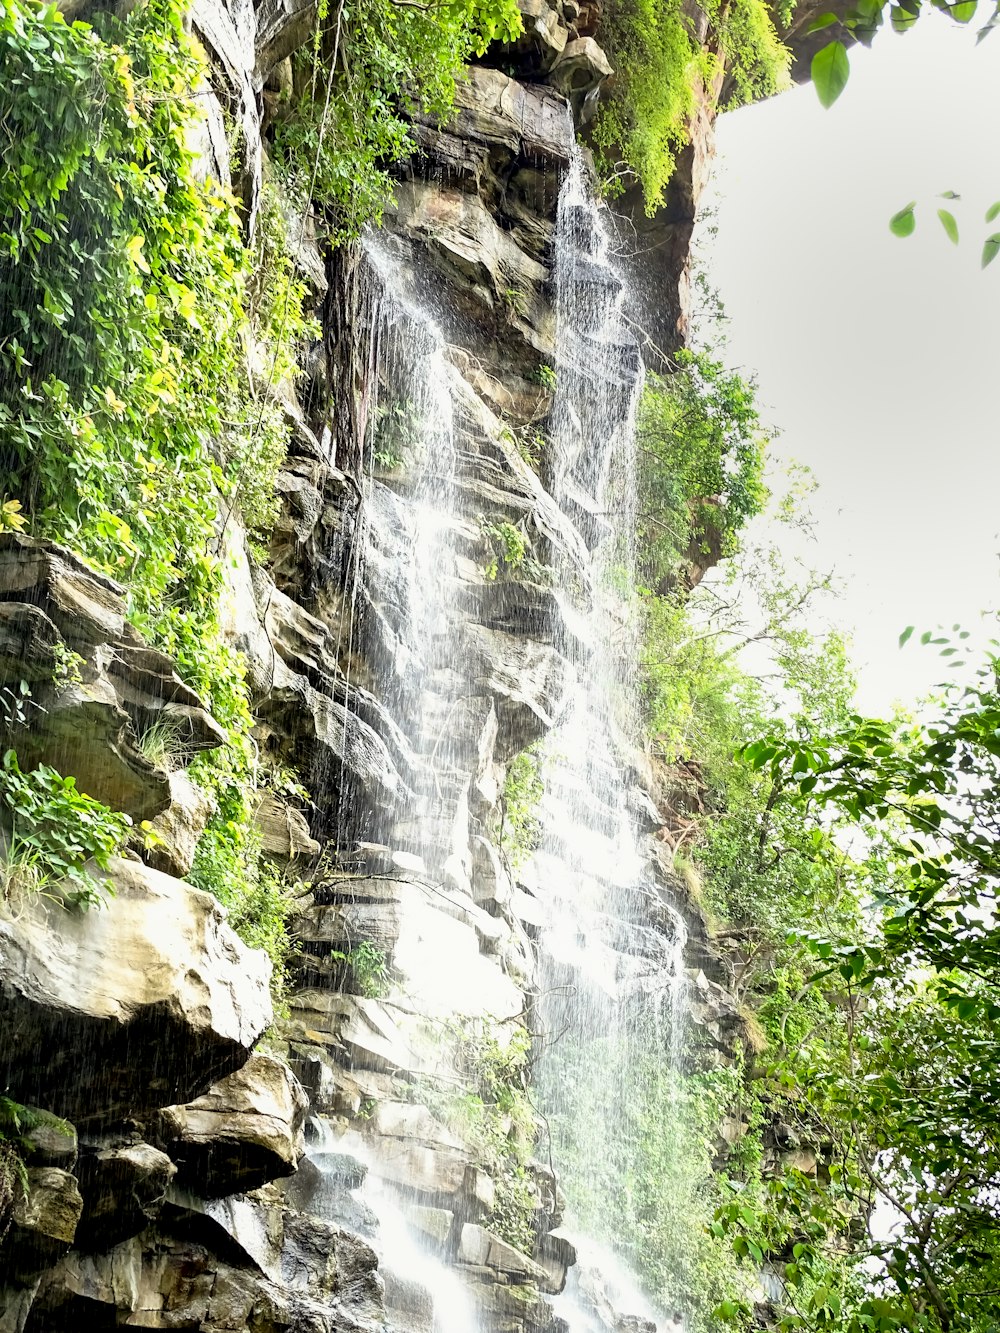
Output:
left=0, top=2, right=829, bottom=1330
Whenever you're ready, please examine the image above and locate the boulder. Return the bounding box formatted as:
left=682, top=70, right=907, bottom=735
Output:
left=2, top=1168, right=82, bottom=1280
left=0, top=858, right=272, bottom=1122
left=500, top=0, right=569, bottom=75
left=534, top=1230, right=576, bottom=1295
left=74, top=1141, right=176, bottom=1251
left=468, top=1278, right=568, bottom=1333
left=158, top=1054, right=308, bottom=1197
left=255, top=790, right=321, bottom=862
left=145, top=770, right=216, bottom=879
left=458, top=1223, right=547, bottom=1284
left=546, top=36, right=613, bottom=101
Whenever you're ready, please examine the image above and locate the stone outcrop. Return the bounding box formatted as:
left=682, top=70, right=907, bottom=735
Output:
left=158, top=1055, right=309, bottom=1196
left=0, top=535, right=224, bottom=822
left=0, top=858, right=272, bottom=1123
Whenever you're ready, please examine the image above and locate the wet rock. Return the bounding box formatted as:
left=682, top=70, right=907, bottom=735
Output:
left=74, top=1140, right=176, bottom=1252
left=500, top=0, right=569, bottom=74
left=190, top=0, right=262, bottom=219
left=145, top=770, right=216, bottom=879
left=546, top=36, right=613, bottom=103
left=281, top=1209, right=384, bottom=1319
left=283, top=1155, right=378, bottom=1238
left=255, top=791, right=321, bottom=863
left=469, top=1278, right=569, bottom=1333
left=463, top=623, right=575, bottom=755
left=534, top=1230, right=576, bottom=1295
left=158, top=1054, right=308, bottom=1197
left=0, top=858, right=271, bottom=1123
left=255, top=0, right=317, bottom=84
left=458, top=1223, right=548, bottom=1284
left=446, top=67, right=574, bottom=167
left=18, top=1115, right=77, bottom=1172
left=404, top=1203, right=454, bottom=1254
left=2, top=1169, right=82, bottom=1280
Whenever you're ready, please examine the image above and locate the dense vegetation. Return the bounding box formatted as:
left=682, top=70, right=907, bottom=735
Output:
left=592, top=0, right=790, bottom=211
left=270, top=0, right=520, bottom=239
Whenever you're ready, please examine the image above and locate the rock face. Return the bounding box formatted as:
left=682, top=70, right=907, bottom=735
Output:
left=0, top=534, right=225, bottom=822
left=0, top=0, right=796, bottom=1326
left=0, top=858, right=272, bottom=1123
left=158, top=1054, right=309, bottom=1196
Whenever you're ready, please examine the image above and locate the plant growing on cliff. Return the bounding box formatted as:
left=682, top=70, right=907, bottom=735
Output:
left=270, top=0, right=521, bottom=241
left=0, top=0, right=315, bottom=974
left=637, top=350, right=769, bottom=597
left=591, top=0, right=789, bottom=212
left=480, top=517, right=528, bottom=581
left=499, top=744, right=543, bottom=870
left=0, top=751, right=130, bottom=909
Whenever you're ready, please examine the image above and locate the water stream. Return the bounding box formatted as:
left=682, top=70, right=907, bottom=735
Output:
left=527, top=151, right=690, bottom=1331
left=327, top=154, right=691, bottom=1332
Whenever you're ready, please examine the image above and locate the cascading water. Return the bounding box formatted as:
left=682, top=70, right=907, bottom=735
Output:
left=317, top=153, right=691, bottom=1333
left=304, top=1119, right=480, bottom=1333
left=528, top=151, right=690, bottom=1331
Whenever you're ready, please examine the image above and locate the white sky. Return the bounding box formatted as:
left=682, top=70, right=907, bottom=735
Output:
left=699, top=14, right=1000, bottom=713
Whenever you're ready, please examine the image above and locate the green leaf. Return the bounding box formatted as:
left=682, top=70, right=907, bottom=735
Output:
left=890, top=202, right=917, bottom=237
left=983, top=233, right=1000, bottom=268
left=937, top=208, right=959, bottom=243
left=805, top=10, right=840, bottom=29
left=985, top=201, right=1000, bottom=222
left=899, top=625, right=915, bottom=647
left=950, top=0, right=977, bottom=19
left=939, top=190, right=961, bottom=199
left=812, top=41, right=851, bottom=107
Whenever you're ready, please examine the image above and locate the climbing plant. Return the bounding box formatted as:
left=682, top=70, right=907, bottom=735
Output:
left=592, top=0, right=790, bottom=212
left=271, top=0, right=521, bottom=239
left=0, top=0, right=311, bottom=982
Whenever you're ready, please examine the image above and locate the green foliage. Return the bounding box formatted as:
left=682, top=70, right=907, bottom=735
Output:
left=724, top=636, right=1000, bottom=1329
left=187, top=775, right=299, bottom=1009
left=811, top=0, right=999, bottom=114
left=480, top=517, right=528, bottom=581
left=499, top=744, right=543, bottom=869
left=592, top=0, right=789, bottom=212
left=368, top=397, right=421, bottom=472
left=331, top=940, right=390, bottom=998
left=0, top=750, right=131, bottom=909
left=271, top=0, right=521, bottom=241
left=637, top=349, right=769, bottom=595
left=0, top=0, right=311, bottom=986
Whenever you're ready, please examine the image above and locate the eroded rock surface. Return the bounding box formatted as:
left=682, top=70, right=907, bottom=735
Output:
left=0, top=859, right=271, bottom=1123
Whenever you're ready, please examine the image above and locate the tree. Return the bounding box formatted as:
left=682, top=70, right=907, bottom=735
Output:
left=725, top=634, right=1000, bottom=1331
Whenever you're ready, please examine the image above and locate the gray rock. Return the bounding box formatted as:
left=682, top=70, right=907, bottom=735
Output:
left=74, top=1141, right=176, bottom=1251
left=4, top=1168, right=82, bottom=1279
left=0, top=857, right=271, bottom=1122
left=458, top=1223, right=547, bottom=1284
left=546, top=36, right=613, bottom=101
left=0, top=535, right=224, bottom=821
left=534, top=1230, right=576, bottom=1295
left=145, top=770, right=216, bottom=879
left=255, top=791, right=321, bottom=862
left=158, top=1054, right=308, bottom=1197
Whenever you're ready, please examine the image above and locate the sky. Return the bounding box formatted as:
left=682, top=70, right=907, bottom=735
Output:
left=698, top=14, right=1000, bottom=713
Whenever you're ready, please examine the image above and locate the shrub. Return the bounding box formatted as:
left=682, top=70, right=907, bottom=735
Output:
left=0, top=750, right=130, bottom=909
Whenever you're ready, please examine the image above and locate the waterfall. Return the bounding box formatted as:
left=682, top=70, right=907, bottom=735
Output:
left=305, top=1120, right=480, bottom=1333
left=317, top=152, right=691, bottom=1333
left=527, top=150, right=690, bottom=1332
